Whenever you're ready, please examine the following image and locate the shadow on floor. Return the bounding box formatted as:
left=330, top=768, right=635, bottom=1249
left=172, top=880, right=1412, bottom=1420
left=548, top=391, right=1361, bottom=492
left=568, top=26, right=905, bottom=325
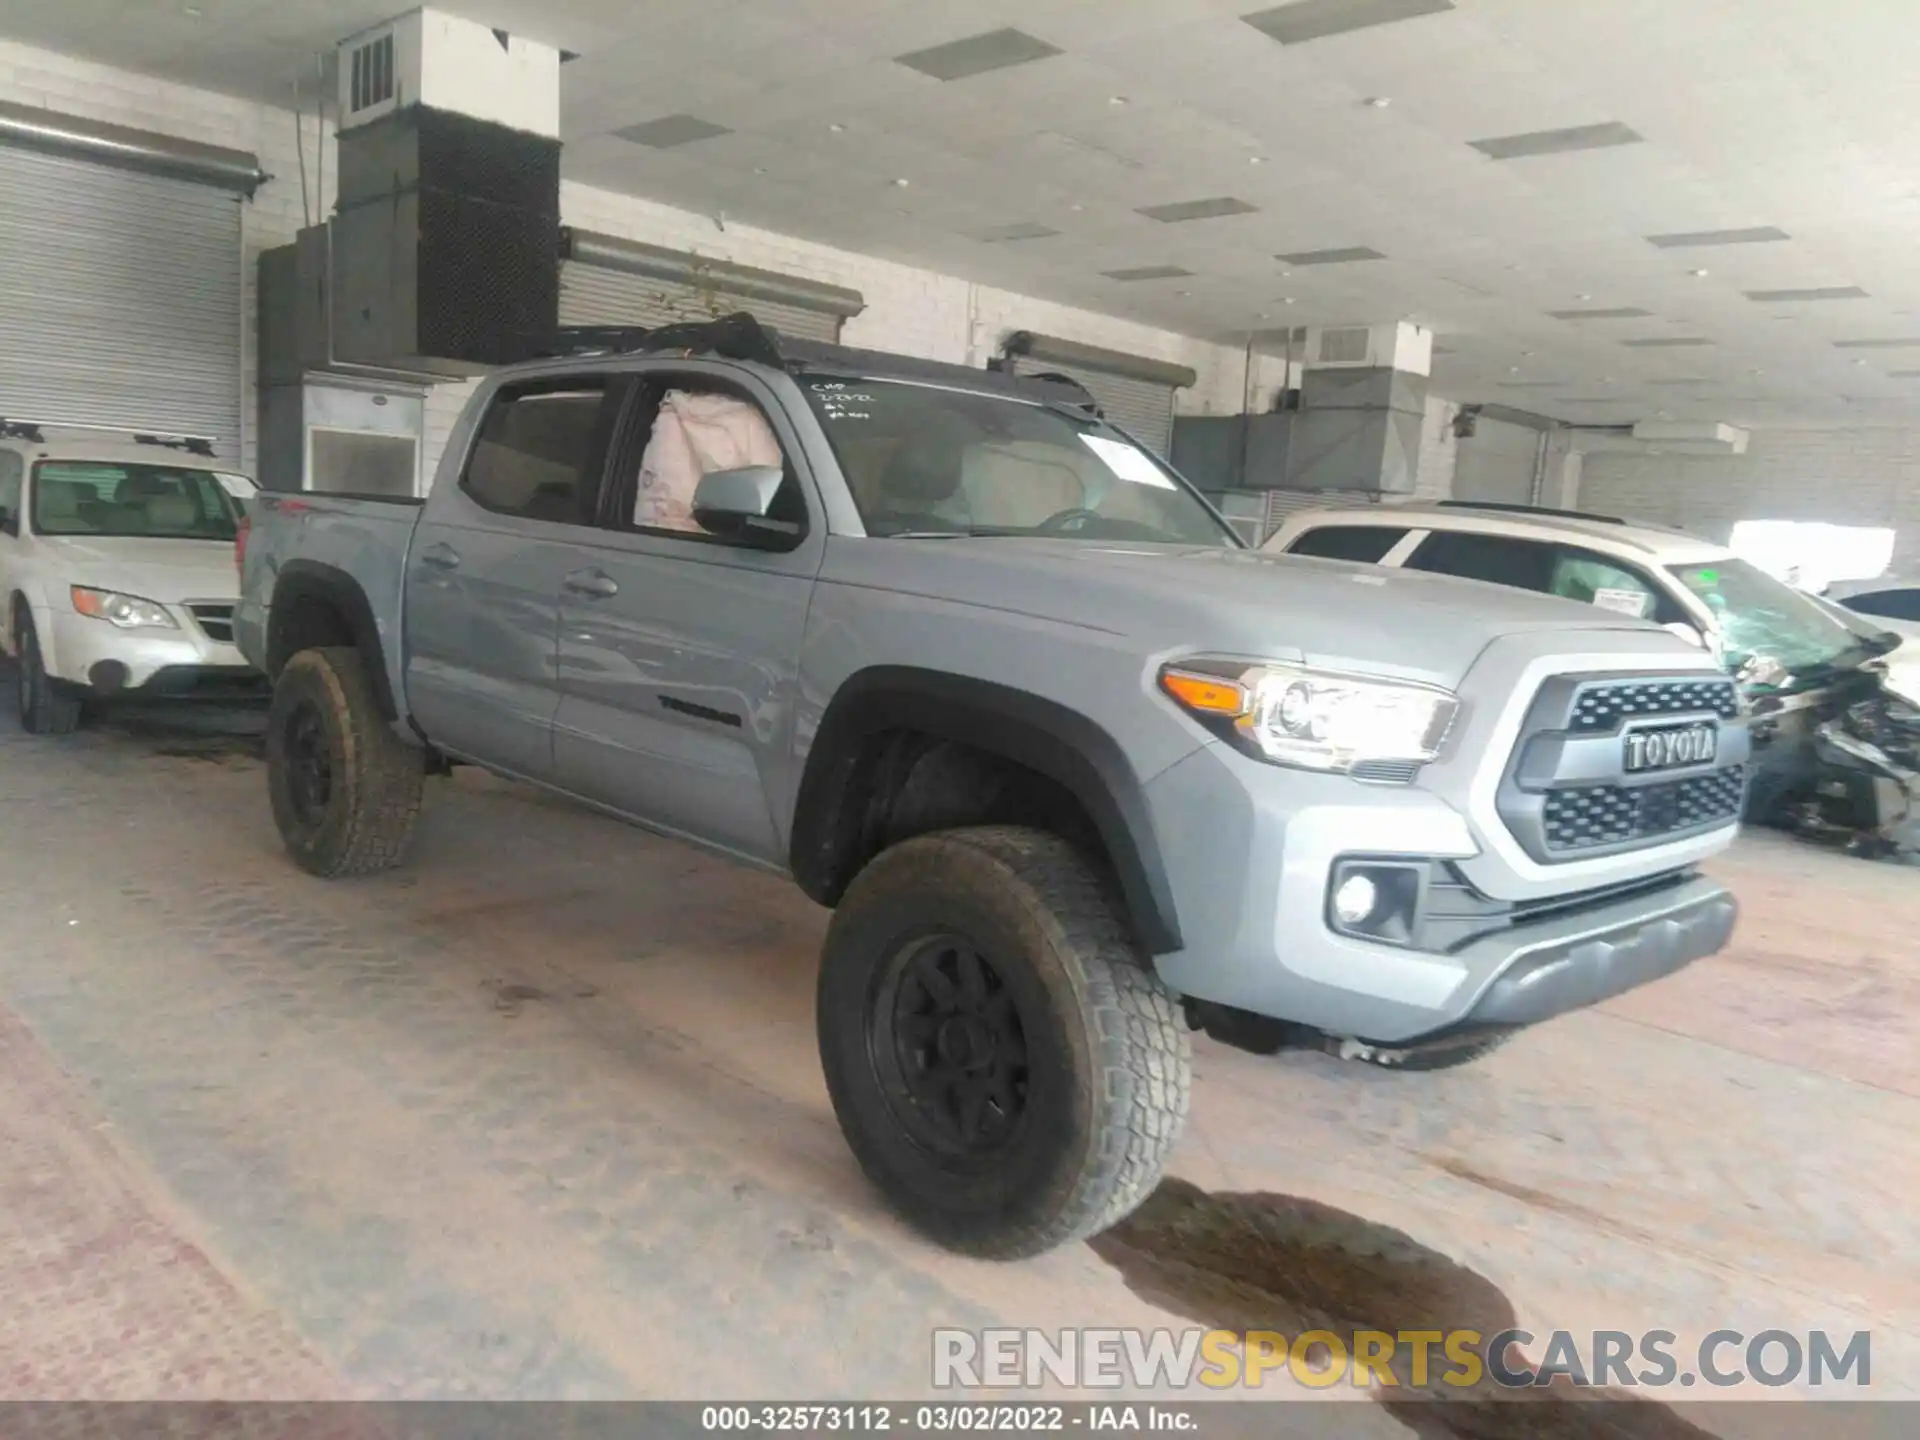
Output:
left=1090, top=1177, right=1721, bottom=1438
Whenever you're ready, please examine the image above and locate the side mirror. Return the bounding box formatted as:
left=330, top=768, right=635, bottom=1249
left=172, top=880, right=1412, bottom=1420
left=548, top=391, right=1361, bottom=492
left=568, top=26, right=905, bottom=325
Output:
left=691, top=465, right=800, bottom=548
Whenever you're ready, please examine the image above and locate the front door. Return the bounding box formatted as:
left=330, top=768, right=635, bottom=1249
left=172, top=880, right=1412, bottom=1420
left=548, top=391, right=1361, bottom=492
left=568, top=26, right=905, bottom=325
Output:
left=404, top=375, right=622, bottom=782
left=552, top=368, right=823, bottom=864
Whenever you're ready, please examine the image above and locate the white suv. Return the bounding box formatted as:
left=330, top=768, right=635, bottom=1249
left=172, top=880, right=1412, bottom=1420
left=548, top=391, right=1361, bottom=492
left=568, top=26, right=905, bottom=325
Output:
left=0, top=422, right=262, bottom=734
left=1264, top=500, right=1896, bottom=819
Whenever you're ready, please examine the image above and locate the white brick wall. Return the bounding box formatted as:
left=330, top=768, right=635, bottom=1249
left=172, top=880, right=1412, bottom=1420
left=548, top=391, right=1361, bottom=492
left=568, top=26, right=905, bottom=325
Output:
left=0, top=37, right=1459, bottom=502
left=1576, top=427, right=1920, bottom=567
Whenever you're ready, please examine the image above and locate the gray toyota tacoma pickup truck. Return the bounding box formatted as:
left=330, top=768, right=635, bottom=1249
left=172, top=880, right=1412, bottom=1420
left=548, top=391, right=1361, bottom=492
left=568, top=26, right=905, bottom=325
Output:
left=235, top=316, right=1747, bottom=1259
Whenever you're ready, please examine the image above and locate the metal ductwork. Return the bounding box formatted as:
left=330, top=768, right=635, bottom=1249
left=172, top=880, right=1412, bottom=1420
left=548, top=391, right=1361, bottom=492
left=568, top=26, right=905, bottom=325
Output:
left=561, top=229, right=866, bottom=321
left=0, top=98, right=265, bottom=194
left=999, top=332, right=1198, bottom=390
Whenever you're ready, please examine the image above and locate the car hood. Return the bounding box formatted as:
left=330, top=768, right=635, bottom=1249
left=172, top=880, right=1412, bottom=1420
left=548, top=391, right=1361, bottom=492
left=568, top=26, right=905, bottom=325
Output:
left=38, top=536, right=238, bottom=603
left=823, top=538, right=1692, bottom=688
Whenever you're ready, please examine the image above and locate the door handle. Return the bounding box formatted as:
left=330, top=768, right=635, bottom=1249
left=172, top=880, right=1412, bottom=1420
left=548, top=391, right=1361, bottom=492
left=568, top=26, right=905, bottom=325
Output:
left=418, top=542, right=460, bottom=570
left=564, top=568, right=619, bottom=599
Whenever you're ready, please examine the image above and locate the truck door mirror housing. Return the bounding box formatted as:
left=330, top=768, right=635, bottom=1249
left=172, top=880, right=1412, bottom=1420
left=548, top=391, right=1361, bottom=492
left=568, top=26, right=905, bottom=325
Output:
left=691, top=465, right=800, bottom=548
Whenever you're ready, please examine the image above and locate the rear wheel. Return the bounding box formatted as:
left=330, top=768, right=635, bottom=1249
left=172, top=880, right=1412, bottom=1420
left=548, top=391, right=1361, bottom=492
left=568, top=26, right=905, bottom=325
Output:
left=266, top=646, right=423, bottom=877
left=15, top=613, right=81, bottom=736
left=818, top=826, right=1189, bottom=1259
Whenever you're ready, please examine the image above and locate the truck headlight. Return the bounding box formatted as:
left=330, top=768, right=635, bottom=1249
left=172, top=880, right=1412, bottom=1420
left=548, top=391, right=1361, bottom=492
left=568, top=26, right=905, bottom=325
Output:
left=70, top=586, right=178, bottom=630
left=1159, top=659, right=1457, bottom=776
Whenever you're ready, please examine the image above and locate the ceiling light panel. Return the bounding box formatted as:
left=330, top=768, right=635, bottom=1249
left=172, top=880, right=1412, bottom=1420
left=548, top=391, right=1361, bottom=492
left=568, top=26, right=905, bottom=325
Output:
left=1645, top=227, right=1791, bottom=248
left=1242, top=0, right=1456, bottom=46
left=1138, top=197, right=1260, bottom=223
left=1470, top=122, right=1644, bottom=160
left=612, top=114, right=733, bottom=148
left=895, top=28, right=1062, bottom=81
left=1103, top=265, right=1195, bottom=281
left=1744, top=286, right=1869, bottom=301
left=1278, top=246, right=1386, bottom=265
left=1547, top=307, right=1652, bottom=320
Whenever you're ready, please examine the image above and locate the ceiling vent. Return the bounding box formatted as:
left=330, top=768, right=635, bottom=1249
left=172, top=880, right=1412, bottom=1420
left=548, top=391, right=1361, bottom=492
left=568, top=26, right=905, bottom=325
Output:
left=345, top=29, right=399, bottom=123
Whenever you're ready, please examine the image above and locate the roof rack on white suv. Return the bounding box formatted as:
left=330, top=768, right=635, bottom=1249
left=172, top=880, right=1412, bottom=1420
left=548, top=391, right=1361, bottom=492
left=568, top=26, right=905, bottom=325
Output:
left=0, top=418, right=218, bottom=457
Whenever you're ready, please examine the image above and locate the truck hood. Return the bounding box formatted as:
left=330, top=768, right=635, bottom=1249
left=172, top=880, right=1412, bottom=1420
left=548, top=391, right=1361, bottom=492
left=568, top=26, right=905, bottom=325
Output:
left=823, top=538, right=1690, bottom=688
left=37, top=536, right=239, bottom=603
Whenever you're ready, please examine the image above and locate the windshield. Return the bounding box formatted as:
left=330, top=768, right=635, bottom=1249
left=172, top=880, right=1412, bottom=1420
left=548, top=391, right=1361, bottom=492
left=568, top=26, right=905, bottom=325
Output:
left=30, top=461, right=241, bottom=541
left=1668, top=556, right=1869, bottom=681
left=800, top=377, right=1238, bottom=546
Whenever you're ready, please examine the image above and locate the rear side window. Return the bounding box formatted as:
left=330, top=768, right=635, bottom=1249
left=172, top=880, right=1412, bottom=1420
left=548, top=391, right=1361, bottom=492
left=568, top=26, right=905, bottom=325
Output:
left=1843, top=588, right=1920, bottom=623
left=463, top=380, right=613, bottom=524
left=1286, top=525, right=1407, bottom=564
left=1406, top=530, right=1556, bottom=593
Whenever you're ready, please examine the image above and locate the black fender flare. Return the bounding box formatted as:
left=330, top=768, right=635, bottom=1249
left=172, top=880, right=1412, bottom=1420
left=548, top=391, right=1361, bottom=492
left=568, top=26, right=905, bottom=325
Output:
left=266, top=560, right=399, bottom=722
left=790, top=666, right=1183, bottom=954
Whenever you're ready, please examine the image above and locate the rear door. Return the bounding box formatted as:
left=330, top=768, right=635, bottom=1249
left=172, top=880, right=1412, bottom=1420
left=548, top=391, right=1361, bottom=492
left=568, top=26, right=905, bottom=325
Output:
left=551, top=365, right=824, bottom=864
left=403, top=375, right=624, bottom=781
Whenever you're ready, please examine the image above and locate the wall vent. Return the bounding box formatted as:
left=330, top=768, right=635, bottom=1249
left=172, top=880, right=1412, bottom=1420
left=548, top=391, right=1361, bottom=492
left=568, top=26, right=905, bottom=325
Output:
left=1317, top=326, right=1371, bottom=364
left=347, top=31, right=398, bottom=119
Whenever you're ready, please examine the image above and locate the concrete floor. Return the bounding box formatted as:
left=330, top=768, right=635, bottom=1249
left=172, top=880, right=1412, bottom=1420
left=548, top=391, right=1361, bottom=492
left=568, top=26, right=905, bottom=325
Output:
left=0, top=697, right=1914, bottom=1433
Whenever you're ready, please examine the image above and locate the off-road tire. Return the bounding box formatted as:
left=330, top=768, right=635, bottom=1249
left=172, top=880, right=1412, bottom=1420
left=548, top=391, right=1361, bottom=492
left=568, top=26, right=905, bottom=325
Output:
left=15, top=613, right=81, bottom=735
left=818, top=825, right=1190, bottom=1259
left=267, top=646, right=423, bottom=877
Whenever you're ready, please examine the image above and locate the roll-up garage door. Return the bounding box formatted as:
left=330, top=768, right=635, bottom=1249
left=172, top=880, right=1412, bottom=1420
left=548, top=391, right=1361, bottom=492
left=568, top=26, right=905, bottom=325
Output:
left=1002, top=332, right=1196, bottom=458
left=1452, top=414, right=1546, bottom=506
left=559, top=229, right=863, bottom=344
left=0, top=142, right=247, bottom=457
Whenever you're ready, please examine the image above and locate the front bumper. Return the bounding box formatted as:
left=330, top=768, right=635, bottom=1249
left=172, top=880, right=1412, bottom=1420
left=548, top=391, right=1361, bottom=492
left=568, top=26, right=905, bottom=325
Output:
left=38, top=604, right=261, bottom=697
left=1144, top=742, right=1738, bottom=1045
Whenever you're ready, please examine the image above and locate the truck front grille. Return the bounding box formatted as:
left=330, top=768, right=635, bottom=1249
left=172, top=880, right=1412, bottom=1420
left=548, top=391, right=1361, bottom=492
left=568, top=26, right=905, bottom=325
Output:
left=186, top=602, right=235, bottom=643
left=1498, top=669, right=1751, bottom=863
left=1542, top=766, right=1747, bottom=853
left=1569, top=677, right=1740, bottom=733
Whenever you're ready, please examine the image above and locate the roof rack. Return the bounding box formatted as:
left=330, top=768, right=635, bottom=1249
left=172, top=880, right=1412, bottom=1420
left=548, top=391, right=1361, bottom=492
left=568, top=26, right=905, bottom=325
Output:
left=549, top=311, right=786, bottom=368
left=0, top=417, right=217, bottom=456
left=1434, top=499, right=1626, bottom=525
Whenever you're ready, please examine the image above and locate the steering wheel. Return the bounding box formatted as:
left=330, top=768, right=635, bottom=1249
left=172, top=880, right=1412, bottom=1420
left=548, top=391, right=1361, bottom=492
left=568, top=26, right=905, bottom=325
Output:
left=1036, top=507, right=1105, bottom=535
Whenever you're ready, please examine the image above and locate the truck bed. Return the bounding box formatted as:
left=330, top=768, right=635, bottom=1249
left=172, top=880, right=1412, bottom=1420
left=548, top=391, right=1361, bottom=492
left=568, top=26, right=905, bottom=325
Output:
left=234, top=490, right=422, bottom=713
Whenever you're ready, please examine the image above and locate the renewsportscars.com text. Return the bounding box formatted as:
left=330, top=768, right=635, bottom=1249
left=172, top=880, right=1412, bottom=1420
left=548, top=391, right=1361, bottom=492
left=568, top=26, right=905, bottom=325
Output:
left=932, top=1327, right=1872, bottom=1391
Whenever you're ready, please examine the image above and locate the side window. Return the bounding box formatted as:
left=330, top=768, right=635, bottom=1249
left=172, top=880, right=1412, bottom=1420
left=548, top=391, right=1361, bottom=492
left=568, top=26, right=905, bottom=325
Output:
left=1548, top=547, right=1681, bottom=623
left=611, top=381, right=808, bottom=547
left=1286, top=525, right=1408, bottom=564
left=0, top=451, right=22, bottom=527
left=1844, top=588, right=1920, bottom=622
left=1405, top=530, right=1557, bottom=593
left=462, top=379, right=612, bottom=524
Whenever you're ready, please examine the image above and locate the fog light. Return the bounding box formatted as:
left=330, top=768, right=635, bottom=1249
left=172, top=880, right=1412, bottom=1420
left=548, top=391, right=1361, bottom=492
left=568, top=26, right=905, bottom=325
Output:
left=1333, top=873, right=1379, bottom=926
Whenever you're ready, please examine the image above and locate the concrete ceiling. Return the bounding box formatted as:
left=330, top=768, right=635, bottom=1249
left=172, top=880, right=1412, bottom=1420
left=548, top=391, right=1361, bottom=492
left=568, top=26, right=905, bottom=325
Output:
left=6, top=0, right=1920, bottom=428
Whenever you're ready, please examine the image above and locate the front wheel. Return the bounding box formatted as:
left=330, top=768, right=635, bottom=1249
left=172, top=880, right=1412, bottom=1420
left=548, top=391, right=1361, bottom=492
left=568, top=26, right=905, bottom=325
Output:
left=266, top=646, right=423, bottom=877
left=16, top=613, right=81, bottom=735
left=817, top=826, right=1190, bottom=1259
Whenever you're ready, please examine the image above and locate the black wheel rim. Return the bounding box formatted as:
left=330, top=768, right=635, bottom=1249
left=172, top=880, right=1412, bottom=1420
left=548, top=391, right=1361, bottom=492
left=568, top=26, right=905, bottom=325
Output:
left=870, top=932, right=1031, bottom=1158
left=280, top=699, right=334, bottom=829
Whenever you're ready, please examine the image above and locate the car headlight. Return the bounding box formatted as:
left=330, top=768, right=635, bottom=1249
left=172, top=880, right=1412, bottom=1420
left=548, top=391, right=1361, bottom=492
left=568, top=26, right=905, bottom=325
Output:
left=70, top=586, right=178, bottom=630
left=1159, top=658, right=1457, bottom=776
